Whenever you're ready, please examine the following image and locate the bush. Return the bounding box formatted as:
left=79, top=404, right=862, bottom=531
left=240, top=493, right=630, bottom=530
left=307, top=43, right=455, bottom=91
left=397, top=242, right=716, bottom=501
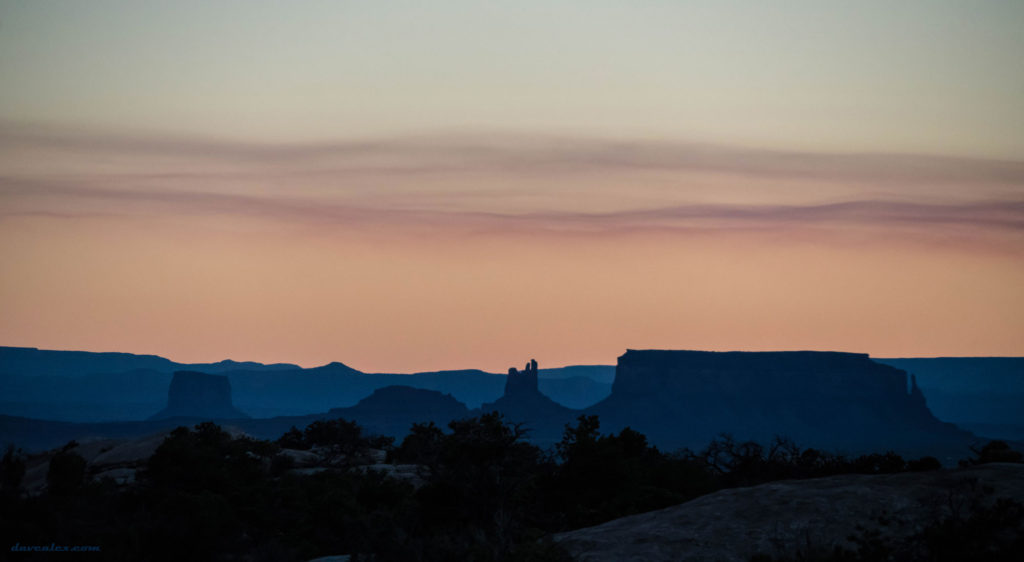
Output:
left=966, top=440, right=1024, bottom=465
left=1, top=444, right=26, bottom=494
left=548, top=416, right=701, bottom=529
left=404, top=412, right=549, bottom=559
left=7, top=415, right=990, bottom=561
left=277, top=426, right=306, bottom=449
left=391, top=421, right=444, bottom=465
left=276, top=418, right=393, bottom=465
left=146, top=422, right=269, bottom=491
left=47, top=446, right=86, bottom=496
left=907, top=456, right=942, bottom=472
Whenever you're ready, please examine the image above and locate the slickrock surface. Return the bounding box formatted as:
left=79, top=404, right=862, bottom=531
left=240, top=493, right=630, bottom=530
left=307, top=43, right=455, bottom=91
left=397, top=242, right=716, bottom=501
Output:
left=554, top=463, right=1024, bottom=561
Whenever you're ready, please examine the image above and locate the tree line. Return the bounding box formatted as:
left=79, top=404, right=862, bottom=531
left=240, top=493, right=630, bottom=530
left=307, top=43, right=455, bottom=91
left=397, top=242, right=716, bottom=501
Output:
left=1, top=414, right=1021, bottom=561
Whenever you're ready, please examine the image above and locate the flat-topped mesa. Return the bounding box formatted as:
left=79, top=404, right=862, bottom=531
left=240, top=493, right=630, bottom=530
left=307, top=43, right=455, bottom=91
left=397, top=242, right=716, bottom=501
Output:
left=505, top=358, right=540, bottom=397
left=588, top=349, right=969, bottom=453
left=149, top=371, right=249, bottom=420
left=613, top=349, right=909, bottom=401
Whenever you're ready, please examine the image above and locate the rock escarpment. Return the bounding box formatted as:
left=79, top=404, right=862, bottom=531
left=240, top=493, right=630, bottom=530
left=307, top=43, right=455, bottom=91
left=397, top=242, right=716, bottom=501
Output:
left=477, top=359, right=576, bottom=444
left=587, top=350, right=972, bottom=455
left=322, top=385, right=470, bottom=439
left=505, top=359, right=540, bottom=396
left=877, top=357, right=1024, bottom=441
left=331, top=385, right=468, bottom=418
left=149, top=371, right=249, bottom=420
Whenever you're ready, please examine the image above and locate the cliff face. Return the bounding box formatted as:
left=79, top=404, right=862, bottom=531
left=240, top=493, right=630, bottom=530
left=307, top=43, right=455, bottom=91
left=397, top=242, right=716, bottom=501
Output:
left=613, top=350, right=909, bottom=402
left=149, top=371, right=249, bottom=420
left=589, top=350, right=971, bottom=454
left=876, top=357, right=1024, bottom=441
left=504, top=359, right=540, bottom=397
left=478, top=360, right=576, bottom=444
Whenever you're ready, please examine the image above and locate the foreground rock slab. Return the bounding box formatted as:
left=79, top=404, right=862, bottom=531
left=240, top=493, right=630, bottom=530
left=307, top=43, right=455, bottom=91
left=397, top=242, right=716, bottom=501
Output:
left=554, top=463, right=1024, bottom=561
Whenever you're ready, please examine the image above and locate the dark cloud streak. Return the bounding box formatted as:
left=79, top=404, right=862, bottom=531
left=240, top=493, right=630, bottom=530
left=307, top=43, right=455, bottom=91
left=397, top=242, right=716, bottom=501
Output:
left=3, top=175, right=1022, bottom=236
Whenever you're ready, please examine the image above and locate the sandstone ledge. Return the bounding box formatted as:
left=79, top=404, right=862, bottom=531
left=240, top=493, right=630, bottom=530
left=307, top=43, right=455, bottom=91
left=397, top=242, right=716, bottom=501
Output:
left=554, top=463, right=1024, bottom=561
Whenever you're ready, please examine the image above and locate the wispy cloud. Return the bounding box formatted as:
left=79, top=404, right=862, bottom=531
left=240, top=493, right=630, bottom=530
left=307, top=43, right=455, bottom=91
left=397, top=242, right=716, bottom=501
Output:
left=3, top=122, right=1024, bottom=185
left=2, top=123, right=1022, bottom=247
left=3, top=175, right=1022, bottom=239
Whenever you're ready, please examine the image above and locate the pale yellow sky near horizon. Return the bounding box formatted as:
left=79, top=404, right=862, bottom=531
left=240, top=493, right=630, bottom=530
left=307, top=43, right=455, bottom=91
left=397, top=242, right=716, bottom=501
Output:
left=1, top=2, right=1022, bottom=371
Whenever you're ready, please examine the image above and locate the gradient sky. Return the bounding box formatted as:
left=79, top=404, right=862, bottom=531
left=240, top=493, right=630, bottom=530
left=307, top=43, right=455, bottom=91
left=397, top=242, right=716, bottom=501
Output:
left=1, top=1, right=1022, bottom=372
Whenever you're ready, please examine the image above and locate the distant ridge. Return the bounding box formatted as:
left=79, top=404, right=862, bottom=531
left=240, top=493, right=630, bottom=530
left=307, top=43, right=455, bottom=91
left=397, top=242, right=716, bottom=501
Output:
left=0, top=349, right=1002, bottom=460
left=2, top=345, right=1021, bottom=452
left=0, top=346, right=611, bottom=421
left=0, top=346, right=302, bottom=378
left=307, top=361, right=362, bottom=375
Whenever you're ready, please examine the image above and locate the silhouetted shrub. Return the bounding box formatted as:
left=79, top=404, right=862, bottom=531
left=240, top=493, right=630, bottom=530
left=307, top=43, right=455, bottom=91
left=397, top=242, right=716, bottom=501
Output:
left=47, top=446, right=86, bottom=496
left=4, top=416, right=996, bottom=561
left=304, top=418, right=363, bottom=450
left=1, top=444, right=26, bottom=495
left=277, top=426, right=306, bottom=449
left=146, top=422, right=268, bottom=491
left=391, top=421, right=444, bottom=465
left=966, top=440, right=1023, bottom=465
left=416, top=412, right=547, bottom=559
left=547, top=415, right=706, bottom=529
left=849, top=451, right=907, bottom=474
left=275, top=418, right=393, bottom=465
left=907, top=456, right=942, bottom=471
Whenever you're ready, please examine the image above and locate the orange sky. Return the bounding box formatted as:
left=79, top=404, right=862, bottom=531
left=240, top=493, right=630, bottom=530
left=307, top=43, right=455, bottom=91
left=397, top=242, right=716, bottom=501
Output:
left=1, top=3, right=1022, bottom=371
left=1, top=128, right=1021, bottom=372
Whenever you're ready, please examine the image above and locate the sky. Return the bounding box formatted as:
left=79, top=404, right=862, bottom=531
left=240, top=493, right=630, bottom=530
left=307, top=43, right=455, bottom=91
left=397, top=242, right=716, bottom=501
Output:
left=0, top=1, right=1022, bottom=372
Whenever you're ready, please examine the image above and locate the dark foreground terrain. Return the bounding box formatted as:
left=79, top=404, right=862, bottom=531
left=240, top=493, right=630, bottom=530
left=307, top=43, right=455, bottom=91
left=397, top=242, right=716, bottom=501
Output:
left=556, top=462, right=1024, bottom=561
left=2, top=414, right=1022, bottom=561
left=2, top=349, right=1021, bottom=559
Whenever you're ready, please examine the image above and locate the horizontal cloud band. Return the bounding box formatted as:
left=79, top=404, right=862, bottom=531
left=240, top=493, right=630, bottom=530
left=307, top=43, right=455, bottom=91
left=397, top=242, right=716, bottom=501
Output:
left=1, top=123, right=1022, bottom=243
left=3, top=122, right=1024, bottom=184
left=2, top=176, right=1022, bottom=235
